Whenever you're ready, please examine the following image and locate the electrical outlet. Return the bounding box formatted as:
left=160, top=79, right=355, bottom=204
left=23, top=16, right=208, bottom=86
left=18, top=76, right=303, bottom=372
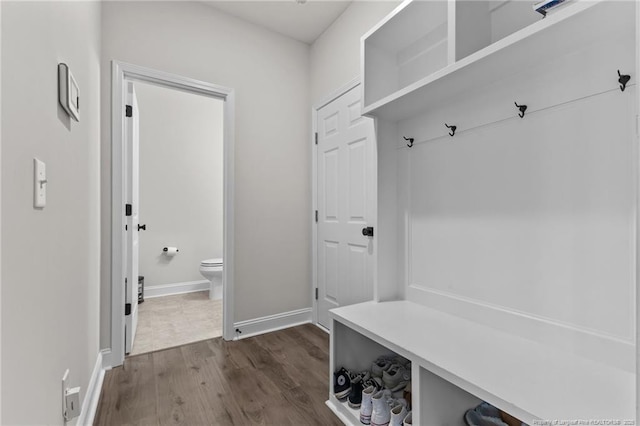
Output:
left=61, top=369, right=81, bottom=422
left=65, top=387, right=81, bottom=420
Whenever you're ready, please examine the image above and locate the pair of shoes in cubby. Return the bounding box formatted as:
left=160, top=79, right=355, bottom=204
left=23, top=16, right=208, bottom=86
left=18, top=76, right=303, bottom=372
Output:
left=363, top=388, right=411, bottom=426
left=333, top=354, right=412, bottom=424
left=387, top=399, right=411, bottom=426
left=333, top=367, right=379, bottom=408
left=372, top=355, right=410, bottom=377
left=347, top=370, right=376, bottom=409
left=361, top=386, right=413, bottom=425
left=333, top=367, right=352, bottom=402
left=371, top=355, right=411, bottom=393
left=463, top=402, right=528, bottom=426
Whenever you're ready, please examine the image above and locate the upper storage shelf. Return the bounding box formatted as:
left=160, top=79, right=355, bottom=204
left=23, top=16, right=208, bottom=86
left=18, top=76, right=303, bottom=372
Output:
left=362, top=0, right=630, bottom=121
left=362, top=0, right=448, bottom=109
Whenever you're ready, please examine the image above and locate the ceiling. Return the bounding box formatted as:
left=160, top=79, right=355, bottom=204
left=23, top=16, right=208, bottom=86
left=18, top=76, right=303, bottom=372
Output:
left=202, top=1, right=352, bottom=44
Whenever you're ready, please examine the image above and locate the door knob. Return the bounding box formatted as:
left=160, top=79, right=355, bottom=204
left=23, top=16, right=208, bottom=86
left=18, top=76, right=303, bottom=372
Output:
left=362, top=226, right=374, bottom=237
left=138, top=224, right=146, bottom=231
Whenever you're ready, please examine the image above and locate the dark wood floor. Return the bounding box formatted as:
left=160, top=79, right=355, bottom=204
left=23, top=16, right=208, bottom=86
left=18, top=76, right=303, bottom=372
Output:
left=94, top=324, right=342, bottom=426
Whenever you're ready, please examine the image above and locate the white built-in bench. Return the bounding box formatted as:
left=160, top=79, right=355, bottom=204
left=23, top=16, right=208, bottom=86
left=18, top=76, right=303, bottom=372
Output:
left=325, top=0, right=638, bottom=424
left=327, top=301, right=634, bottom=425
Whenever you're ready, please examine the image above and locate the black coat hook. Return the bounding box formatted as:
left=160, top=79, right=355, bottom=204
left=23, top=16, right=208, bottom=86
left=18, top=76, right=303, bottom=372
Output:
left=618, top=70, right=630, bottom=92
left=445, top=123, right=456, bottom=137
left=403, top=136, right=414, bottom=148
left=514, top=102, right=527, bottom=118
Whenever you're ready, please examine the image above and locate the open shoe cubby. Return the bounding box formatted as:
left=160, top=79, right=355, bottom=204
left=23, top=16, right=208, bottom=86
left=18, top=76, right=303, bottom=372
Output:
left=328, top=320, right=483, bottom=426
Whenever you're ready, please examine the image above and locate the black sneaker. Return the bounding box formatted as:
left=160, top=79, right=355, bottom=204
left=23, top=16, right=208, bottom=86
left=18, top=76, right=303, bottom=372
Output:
left=347, top=375, right=364, bottom=409
left=333, top=367, right=351, bottom=401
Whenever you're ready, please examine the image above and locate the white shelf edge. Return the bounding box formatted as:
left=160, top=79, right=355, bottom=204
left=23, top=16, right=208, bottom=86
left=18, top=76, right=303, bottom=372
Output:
left=326, top=395, right=361, bottom=426
left=362, top=0, right=601, bottom=119
left=360, top=0, right=416, bottom=44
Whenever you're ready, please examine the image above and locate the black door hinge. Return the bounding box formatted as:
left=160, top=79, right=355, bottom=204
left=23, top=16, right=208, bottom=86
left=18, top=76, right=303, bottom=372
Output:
left=315, top=132, right=318, bottom=145
left=125, top=303, right=131, bottom=316
left=125, top=204, right=132, bottom=216
left=125, top=105, right=133, bottom=118
left=315, top=288, right=318, bottom=300
left=315, top=210, right=318, bottom=223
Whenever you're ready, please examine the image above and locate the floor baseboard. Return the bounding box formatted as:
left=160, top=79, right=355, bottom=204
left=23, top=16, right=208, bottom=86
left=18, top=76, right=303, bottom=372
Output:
left=233, top=307, right=312, bottom=340
left=144, top=280, right=210, bottom=299
left=77, top=349, right=107, bottom=425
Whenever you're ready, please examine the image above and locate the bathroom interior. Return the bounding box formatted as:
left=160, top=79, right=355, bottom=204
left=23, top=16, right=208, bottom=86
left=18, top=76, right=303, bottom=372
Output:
left=130, top=81, right=224, bottom=356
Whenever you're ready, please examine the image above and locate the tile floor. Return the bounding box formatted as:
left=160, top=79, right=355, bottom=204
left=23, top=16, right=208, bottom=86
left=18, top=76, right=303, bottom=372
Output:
left=130, top=291, right=223, bottom=356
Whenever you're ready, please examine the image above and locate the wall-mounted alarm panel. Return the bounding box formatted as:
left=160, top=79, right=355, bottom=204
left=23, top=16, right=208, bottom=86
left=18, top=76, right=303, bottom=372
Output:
left=58, top=63, right=79, bottom=122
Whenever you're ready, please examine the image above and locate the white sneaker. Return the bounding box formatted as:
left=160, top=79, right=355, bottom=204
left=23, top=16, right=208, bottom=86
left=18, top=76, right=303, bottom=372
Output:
left=403, top=412, right=412, bottom=426
left=370, top=389, right=392, bottom=426
left=391, top=355, right=410, bottom=369
left=382, top=364, right=411, bottom=392
left=360, top=385, right=376, bottom=425
left=389, top=404, right=408, bottom=426
left=371, top=356, right=393, bottom=378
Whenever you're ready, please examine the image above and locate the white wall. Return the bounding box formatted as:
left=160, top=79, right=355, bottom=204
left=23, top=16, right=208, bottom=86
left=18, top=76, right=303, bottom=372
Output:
left=310, top=1, right=399, bottom=104
left=0, top=1, right=3, bottom=420
left=135, top=82, right=223, bottom=288
left=101, top=1, right=311, bottom=347
left=1, top=2, right=101, bottom=424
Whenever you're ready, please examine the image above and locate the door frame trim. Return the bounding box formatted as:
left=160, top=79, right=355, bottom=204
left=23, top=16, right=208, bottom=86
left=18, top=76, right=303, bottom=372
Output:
left=108, top=61, right=236, bottom=367
left=311, top=77, right=362, bottom=328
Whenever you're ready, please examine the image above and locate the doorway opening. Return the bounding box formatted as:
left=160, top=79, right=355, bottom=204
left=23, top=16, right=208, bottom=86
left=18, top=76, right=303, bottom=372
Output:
left=109, top=62, right=235, bottom=367
left=128, top=81, right=225, bottom=355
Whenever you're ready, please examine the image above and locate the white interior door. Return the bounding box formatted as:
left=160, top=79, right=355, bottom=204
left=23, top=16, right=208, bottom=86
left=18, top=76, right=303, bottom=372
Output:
left=124, top=81, right=140, bottom=354
left=317, top=85, right=376, bottom=329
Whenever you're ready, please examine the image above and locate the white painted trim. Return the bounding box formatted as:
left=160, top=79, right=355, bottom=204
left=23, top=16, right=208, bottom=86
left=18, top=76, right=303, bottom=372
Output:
left=635, top=0, right=640, bottom=419
left=326, top=398, right=357, bottom=426
left=109, top=61, right=235, bottom=368
left=77, top=350, right=106, bottom=426
left=100, top=349, right=112, bottom=371
left=311, top=105, right=318, bottom=325
left=313, top=77, right=361, bottom=111
left=110, top=60, right=126, bottom=369
left=0, top=2, right=3, bottom=421
left=144, top=280, right=210, bottom=299
left=315, top=322, right=329, bottom=335
left=222, top=87, right=236, bottom=343
left=233, top=308, right=312, bottom=340
left=130, top=302, right=138, bottom=351
left=311, top=78, right=362, bottom=328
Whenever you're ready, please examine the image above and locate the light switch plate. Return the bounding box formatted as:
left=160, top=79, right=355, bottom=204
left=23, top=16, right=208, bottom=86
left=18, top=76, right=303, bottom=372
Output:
left=34, top=158, right=46, bottom=208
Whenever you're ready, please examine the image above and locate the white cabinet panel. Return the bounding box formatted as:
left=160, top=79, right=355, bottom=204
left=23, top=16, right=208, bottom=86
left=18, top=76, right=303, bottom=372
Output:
left=408, top=89, right=635, bottom=339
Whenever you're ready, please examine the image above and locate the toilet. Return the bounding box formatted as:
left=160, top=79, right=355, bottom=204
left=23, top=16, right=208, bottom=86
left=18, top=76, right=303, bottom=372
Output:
left=199, top=258, right=223, bottom=300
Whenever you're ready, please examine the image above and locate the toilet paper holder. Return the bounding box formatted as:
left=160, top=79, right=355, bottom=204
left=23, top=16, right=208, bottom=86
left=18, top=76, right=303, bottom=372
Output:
left=163, top=247, right=179, bottom=253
